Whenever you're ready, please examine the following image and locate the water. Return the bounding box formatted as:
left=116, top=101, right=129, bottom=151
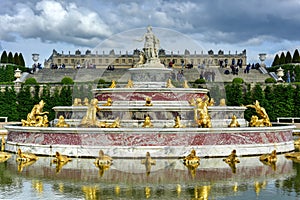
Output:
left=0, top=152, right=300, bottom=200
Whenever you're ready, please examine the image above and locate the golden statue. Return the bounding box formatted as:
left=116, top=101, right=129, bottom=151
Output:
left=94, top=150, right=112, bottom=176
left=207, top=98, right=215, bottom=106
left=194, top=98, right=212, bottom=128
left=142, top=114, right=153, bottom=128
left=183, top=80, right=189, bottom=88
left=245, top=100, right=272, bottom=127
left=219, top=98, right=226, bottom=106
left=134, top=51, right=145, bottom=67
left=182, top=150, right=200, bottom=178
left=173, top=115, right=186, bottom=128
left=141, top=152, right=156, bottom=175
left=22, top=100, right=49, bottom=127
left=125, top=79, right=134, bottom=88
left=16, top=148, right=38, bottom=162
left=83, top=98, right=89, bottom=106
left=259, top=150, right=277, bottom=170
left=188, top=98, right=196, bottom=106
left=223, top=149, right=240, bottom=173
left=107, top=117, right=120, bottom=128
left=52, top=152, right=72, bottom=173
left=144, top=97, right=153, bottom=106
left=0, top=151, right=11, bottom=163
left=285, top=152, right=300, bottom=161
left=73, top=98, right=82, bottom=106
left=56, top=115, right=70, bottom=128
left=228, top=115, right=240, bottom=127
left=166, top=79, right=175, bottom=88
left=102, top=97, right=113, bottom=106
left=80, top=98, right=101, bottom=127
left=249, top=115, right=265, bottom=127
left=109, top=80, right=116, bottom=88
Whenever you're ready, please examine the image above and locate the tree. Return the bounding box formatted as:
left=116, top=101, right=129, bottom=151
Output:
left=17, top=85, right=34, bottom=121
left=292, top=49, right=300, bottom=63
left=0, top=51, right=8, bottom=63
left=3, top=86, right=18, bottom=121
left=272, top=54, right=280, bottom=66
left=18, top=53, right=25, bottom=66
left=279, top=52, right=286, bottom=65
left=13, top=52, right=19, bottom=66
left=285, top=51, right=292, bottom=64
left=7, top=52, right=13, bottom=64
left=225, top=83, right=243, bottom=106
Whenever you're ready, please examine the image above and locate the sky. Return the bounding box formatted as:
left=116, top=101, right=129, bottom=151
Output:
left=1, top=0, right=300, bottom=67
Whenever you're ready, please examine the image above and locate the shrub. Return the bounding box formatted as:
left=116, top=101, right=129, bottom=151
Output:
left=24, top=77, right=37, bottom=85
left=61, top=76, right=74, bottom=85
left=98, top=79, right=106, bottom=84
left=265, top=77, right=276, bottom=83
left=232, top=77, right=244, bottom=84
left=194, top=78, right=206, bottom=84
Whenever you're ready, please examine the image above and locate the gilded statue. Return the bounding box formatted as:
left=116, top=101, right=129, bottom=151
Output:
left=228, top=115, right=240, bottom=127
left=22, top=100, right=49, bottom=127
left=52, top=151, right=72, bottom=173
left=194, top=97, right=212, bottom=128
left=173, top=115, right=186, bottom=128
left=223, top=149, right=240, bottom=173
left=183, top=80, right=189, bottom=88
left=56, top=115, right=70, bottom=128
left=142, top=114, right=153, bottom=128
left=166, top=79, right=175, bottom=88
left=125, top=79, right=134, bottom=88
left=94, top=150, right=112, bottom=176
left=144, top=97, right=153, bottom=106
left=245, top=100, right=272, bottom=127
left=16, top=148, right=38, bottom=162
left=134, top=51, right=145, bottom=67
left=207, top=98, right=215, bottom=106
left=182, top=149, right=200, bottom=178
left=102, top=97, right=113, bottom=106
left=0, top=151, right=11, bottom=163
left=109, top=80, right=116, bottom=88
left=73, top=98, right=82, bottom=106
left=188, top=98, right=196, bottom=106
left=80, top=98, right=101, bottom=127
left=219, top=98, right=226, bottom=106
left=83, top=98, right=89, bottom=106
left=107, top=117, right=120, bottom=128
left=249, top=115, right=265, bottom=127
left=259, top=150, right=277, bottom=170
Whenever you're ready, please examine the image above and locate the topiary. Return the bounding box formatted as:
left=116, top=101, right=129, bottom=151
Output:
left=61, top=76, right=74, bottom=85
left=265, top=77, right=276, bottom=83
left=232, top=77, right=244, bottom=84
left=194, top=78, right=206, bottom=84
left=24, top=77, right=37, bottom=85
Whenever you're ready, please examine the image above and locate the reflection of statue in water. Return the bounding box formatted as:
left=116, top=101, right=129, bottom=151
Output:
left=22, top=100, right=49, bottom=127
left=245, top=100, right=272, bottom=127
left=136, top=26, right=160, bottom=63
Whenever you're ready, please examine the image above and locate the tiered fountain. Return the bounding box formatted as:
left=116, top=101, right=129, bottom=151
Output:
left=4, top=26, right=295, bottom=158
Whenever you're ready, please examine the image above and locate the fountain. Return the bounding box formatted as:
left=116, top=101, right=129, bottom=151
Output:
left=4, top=27, right=295, bottom=158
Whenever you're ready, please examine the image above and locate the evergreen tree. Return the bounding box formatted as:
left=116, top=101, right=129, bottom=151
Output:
left=33, top=85, right=40, bottom=104
left=294, top=84, right=300, bottom=117
left=7, top=52, right=13, bottom=64
left=18, top=53, right=25, bottom=66
left=60, top=86, right=72, bottom=106
left=292, top=49, right=300, bottom=63
left=279, top=52, right=286, bottom=65
left=272, top=54, right=280, bottom=66
left=0, top=51, right=8, bottom=63
left=264, top=85, right=276, bottom=121
left=17, top=85, right=34, bottom=120
left=225, top=83, right=243, bottom=106
left=285, top=51, right=292, bottom=64
left=3, top=86, right=18, bottom=121
left=40, top=85, right=54, bottom=120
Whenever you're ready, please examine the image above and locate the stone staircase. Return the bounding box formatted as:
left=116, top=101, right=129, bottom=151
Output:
left=25, top=67, right=271, bottom=83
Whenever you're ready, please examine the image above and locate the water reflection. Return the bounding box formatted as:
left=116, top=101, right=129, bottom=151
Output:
left=0, top=153, right=299, bottom=199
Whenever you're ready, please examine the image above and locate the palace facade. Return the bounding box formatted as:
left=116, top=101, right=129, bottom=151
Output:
left=44, top=48, right=247, bottom=69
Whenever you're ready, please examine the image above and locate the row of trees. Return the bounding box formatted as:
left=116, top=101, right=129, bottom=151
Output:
left=272, top=49, right=300, bottom=66
left=0, top=51, right=25, bottom=67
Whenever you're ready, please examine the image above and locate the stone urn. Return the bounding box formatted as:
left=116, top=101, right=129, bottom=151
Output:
left=276, top=67, right=284, bottom=82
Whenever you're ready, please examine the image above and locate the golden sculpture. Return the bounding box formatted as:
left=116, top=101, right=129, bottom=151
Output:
left=188, top=98, right=196, bottom=106
left=173, top=115, right=186, bottom=128
left=142, top=114, right=153, bottom=128
left=228, top=115, right=240, bottom=127
left=144, top=97, right=153, bottom=106
left=259, top=150, right=277, bottom=170
left=249, top=115, right=265, bottom=127
left=73, top=98, right=82, bottom=106
left=0, top=151, right=11, bottom=163
left=166, top=79, right=175, bottom=88
left=295, top=138, right=300, bottom=146
left=245, top=100, right=272, bottom=127
left=194, top=97, right=212, bottom=128
left=94, top=150, right=113, bottom=166
left=52, top=152, right=71, bottom=173
left=107, top=117, right=120, bottom=128
left=219, top=98, right=226, bottom=106
left=83, top=98, right=89, bottom=106
left=183, top=80, right=189, bottom=88
left=223, top=149, right=240, bottom=173
left=80, top=98, right=101, bottom=127
left=17, top=159, right=37, bottom=172
left=125, top=79, right=134, bottom=88
left=141, top=152, right=156, bottom=175
left=55, top=115, right=70, bottom=128
left=285, top=152, right=300, bottom=161
left=207, top=98, right=215, bottom=106
left=134, top=51, right=145, bottom=67
left=109, top=80, right=116, bottom=88
left=183, top=149, right=200, bottom=165
left=102, top=97, right=113, bottom=106
left=22, top=100, right=49, bottom=127
left=16, top=148, right=38, bottom=162
left=1, top=135, right=5, bottom=151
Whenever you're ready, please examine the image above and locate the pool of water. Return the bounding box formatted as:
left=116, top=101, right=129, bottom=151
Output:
left=0, top=151, right=300, bottom=200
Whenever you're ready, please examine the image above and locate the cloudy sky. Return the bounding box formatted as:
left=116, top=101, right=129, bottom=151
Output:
left=1, top=0, right=300, bottom=67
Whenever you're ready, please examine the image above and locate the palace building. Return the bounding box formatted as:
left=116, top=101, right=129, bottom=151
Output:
left=44, top=48, right=247, bottom=69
